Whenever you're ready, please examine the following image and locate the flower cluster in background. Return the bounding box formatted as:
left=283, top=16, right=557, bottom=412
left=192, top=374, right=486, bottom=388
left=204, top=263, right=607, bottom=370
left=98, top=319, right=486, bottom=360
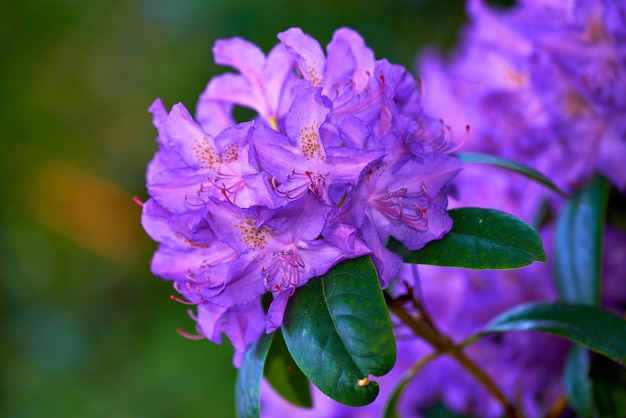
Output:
left=261, top=0, right=626, bottom=416
left=395, top=0, right=626, bottom=415
left=421, top=0, right=626, bottom=210
left=141, top=28, right=461, bottom=364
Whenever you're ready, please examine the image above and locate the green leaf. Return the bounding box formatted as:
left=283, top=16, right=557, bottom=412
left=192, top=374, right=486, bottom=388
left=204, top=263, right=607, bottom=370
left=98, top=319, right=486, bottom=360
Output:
left=607, top=186, right=626, bottom=230
left=590, top=353, right=626, bottom=418
left=264, top=328, right=312, bottom=407
left=235, top=331, right=275, bottom=418
left=422, top=402, right=472, bottom=418
left=387, top=208, right=546, bottom=269
left=563, top=345, right=594, bottom=418
left=554, top=175, right=609, bottom=305
left=478, top=302, right=626, bottom=363
left=457, top=152, right=568, bottom=197
left=281, top=256, right=396, bottom=406
left=554, top=176, right=610, bottom=417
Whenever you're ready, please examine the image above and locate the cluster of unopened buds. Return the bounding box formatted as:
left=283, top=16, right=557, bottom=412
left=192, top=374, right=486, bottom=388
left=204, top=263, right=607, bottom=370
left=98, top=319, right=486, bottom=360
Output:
left=141, top=27, right=462, bottom=363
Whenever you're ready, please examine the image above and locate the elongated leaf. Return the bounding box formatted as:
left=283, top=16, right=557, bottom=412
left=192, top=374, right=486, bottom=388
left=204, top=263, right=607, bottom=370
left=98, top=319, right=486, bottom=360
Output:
left=387, top=208, right=546, bottom=269
left=457, top=152, right=567, bottom=197
left=281, top=256, right=396, bottom=406
left=479, top=302, right=626, bottom=363
left=235, top=331, right=275, bottom=418
left=554, top=175, right=609, bottom=305
left=554, top=176, right=610, bottom=417
left=264, top=328, right=312, bottom=407
left=564, top=345, right=594, bottom=418
left=590, top=353, right=626, bottom=417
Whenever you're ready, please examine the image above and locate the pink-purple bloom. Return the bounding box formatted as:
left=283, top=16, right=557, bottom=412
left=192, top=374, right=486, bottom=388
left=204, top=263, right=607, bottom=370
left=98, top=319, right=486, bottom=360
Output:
left=142, top=27, right=461, bottom=365
left=420, top=0, right=626, bottom=199
left=258, top=1, right=626, bottom=416
left=396, top=0, right=626, bottom=416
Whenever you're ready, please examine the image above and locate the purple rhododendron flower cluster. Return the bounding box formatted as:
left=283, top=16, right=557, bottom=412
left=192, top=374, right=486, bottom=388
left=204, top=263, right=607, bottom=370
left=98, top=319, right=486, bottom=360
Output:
left=261, top=1, right=626, bottom=417
left=420, top=0, right=626, bottom=213
left=405, top=0, right=626, bottom=416
left=142, top=27, right=461, bottom=364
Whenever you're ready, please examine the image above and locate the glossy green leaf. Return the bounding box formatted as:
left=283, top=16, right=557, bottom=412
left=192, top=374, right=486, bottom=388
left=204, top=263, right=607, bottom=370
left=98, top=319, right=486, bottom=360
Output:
left=554, top=176, right=610, bottom=417
left=563, top=345, right=593, bottom=418
left=554, top=175, right=609, bottom=305
left=235, top=331, right=275, bottom=418
left=387, top=208, right=546, bottom=269
left=264, top=328, right=312, bottom=407
left=457, top=152, right=568, bottom=197
left=479, top=302, right=626, bottom=363
left=281, top=256, right=396, bottom=406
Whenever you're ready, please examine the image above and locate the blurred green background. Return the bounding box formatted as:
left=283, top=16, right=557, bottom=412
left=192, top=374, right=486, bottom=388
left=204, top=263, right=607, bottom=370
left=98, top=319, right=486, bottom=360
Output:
left=0, top=1, right=464, bottom=416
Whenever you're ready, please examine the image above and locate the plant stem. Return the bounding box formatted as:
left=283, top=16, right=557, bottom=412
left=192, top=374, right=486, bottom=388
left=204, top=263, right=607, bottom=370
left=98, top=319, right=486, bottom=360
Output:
left=544, top=395, right=567, bottom=418
left=388, top=302, right=521, bottom=418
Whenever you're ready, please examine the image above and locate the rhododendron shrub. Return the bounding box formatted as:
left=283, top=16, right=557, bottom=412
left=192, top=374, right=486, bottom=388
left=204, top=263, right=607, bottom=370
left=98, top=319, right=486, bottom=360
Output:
left=140, top=20, right=626, bottom=418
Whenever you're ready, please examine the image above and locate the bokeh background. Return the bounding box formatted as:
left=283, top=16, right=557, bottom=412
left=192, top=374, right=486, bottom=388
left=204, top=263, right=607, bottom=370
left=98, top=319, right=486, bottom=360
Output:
left=0, top=1, right=468, bottom=416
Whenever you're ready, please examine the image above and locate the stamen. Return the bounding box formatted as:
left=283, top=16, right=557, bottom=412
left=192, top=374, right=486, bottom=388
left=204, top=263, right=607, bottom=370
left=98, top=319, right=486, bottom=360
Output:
left=183, top=172, right=244, bottom=207
left=170, top=294, right=204, bottom=305
left=211, top=171, right=244, bottom=204
left=261, top=248, right=303, bottom=297
left=187, top=309, right=198, bottom=321
left=424, top=119, right=468, bottom=154
left=405, top=205, right=429, bottom=228
left=370, top=182, right=431, bottom=230
left=334, top=74, right=386, bottom=116
left=175, top=279, right=210, bottom=296
left=271, top=170, right=326, bottom=200
left=273, top=283, right=296, bottom=297
left=176, top=328, right=205, bottom=340
left=272, top=175, right=309, bottom=200
left=220, top=184, right=234, bottom=204
left=184, top=190, right=209, bottom=207
left=417, top=76, right=425, bottom=101
left=445, top=124, right=469, bottom=154
left=132, top=196, right=144, bottom=206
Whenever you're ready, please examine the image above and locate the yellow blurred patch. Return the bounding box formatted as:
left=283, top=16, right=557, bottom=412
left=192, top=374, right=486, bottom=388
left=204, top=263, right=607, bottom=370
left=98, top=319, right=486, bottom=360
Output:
left=28, top=160, right=144, bottom=264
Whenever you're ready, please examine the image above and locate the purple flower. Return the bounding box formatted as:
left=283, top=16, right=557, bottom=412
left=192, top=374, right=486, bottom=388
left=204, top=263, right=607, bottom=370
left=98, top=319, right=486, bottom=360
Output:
left=146, top=99, right=275, bottom=212
left=142, top=27, right=460, bottom=364
left=141, top=198, right=238, bottom=294
left=600, top=226, right=626, bottom=311
left=197, top=37, right=297, bottom=132
left=258, top=1, right=626, bottom=415
left=383, top=0, right=626, bottom=415
left=396, top=260, right=567, bottom=417
left=278, top=27, right=404, bottom=139
left=141, top=198, right=267, bottom=365
left=339, top=151, right=460, bottom=285
left=419, top=0, right=626, bottom=196
left=204, top=194, right=364, bottom=332
left=257, top=5, right=626, bottom=417
left=251, top=86, right=383, bottom=205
